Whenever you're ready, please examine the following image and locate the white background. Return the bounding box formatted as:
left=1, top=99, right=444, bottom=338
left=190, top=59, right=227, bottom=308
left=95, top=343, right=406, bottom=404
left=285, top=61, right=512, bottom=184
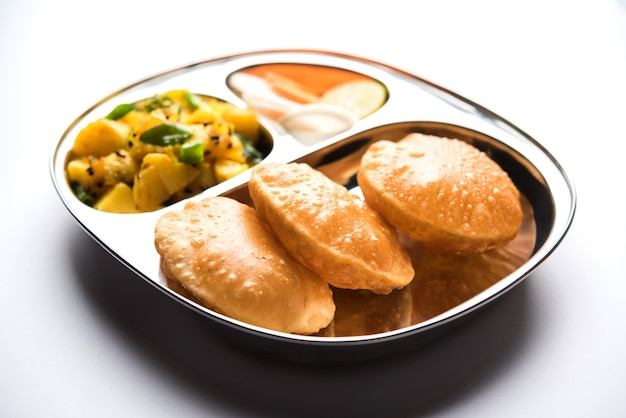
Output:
left=1, top=1, right=625, bottom=417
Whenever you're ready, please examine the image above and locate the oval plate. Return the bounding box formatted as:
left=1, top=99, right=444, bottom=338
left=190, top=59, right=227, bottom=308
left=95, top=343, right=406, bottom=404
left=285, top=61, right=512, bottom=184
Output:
left=50, top=50, right=576, bottom=363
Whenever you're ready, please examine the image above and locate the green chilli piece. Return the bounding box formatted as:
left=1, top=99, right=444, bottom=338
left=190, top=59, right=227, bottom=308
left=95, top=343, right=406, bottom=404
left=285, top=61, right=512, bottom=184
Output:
left=182, top=91, right=202, bottom=110
left=140, top=122, right=194, bottom=146
left=180, top=138, right=204, bottom=164
left=105, top=103, right=136, bottom=120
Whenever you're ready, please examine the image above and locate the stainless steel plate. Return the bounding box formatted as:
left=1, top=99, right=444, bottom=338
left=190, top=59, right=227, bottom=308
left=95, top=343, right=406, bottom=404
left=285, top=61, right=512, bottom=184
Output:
left=50, top=50, right=575, bottom=363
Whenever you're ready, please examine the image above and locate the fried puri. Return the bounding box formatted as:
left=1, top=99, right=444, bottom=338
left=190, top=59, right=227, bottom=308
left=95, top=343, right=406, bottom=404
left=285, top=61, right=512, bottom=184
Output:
left=357, top=133, right=523, bottom=255
left=154, top=196, right=335, bottom=334
left=249, top=162, right=414, bottom=294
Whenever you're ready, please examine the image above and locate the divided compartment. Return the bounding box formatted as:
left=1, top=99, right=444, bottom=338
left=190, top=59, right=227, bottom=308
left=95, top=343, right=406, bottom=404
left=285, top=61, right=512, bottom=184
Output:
left=222, top=121, right=540, bottom=339
left=61, top=91, right=275, bottom=214
left=227, top=63, right=389, bottom=144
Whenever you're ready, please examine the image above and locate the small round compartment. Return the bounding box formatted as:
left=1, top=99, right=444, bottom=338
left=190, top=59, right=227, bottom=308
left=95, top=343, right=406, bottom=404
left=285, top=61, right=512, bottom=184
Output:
left=227, top=63, right=388, bottom=144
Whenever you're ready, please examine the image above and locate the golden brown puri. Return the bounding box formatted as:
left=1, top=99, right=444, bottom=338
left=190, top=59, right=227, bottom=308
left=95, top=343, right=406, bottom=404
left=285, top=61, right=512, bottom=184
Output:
left=357, top=133, right=523, bottom=255
left=154, top=196, right=335, bottom=335
left=249, top=162, right=414, bottom=295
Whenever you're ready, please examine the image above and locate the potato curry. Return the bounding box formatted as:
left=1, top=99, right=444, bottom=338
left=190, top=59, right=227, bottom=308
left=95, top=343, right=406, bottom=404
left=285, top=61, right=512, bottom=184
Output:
left=66, top=90, right=263, bottom=213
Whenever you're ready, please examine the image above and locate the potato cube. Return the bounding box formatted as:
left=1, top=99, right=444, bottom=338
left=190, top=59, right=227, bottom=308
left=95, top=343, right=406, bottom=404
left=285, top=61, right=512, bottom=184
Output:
left=141, top=153, right=199, bottom=195
left=184, top=105, right=220, bottom=125
left=73, top=119, right=130, bottom=157
left=214, top=158, right=249, bottom=183
left=222, top=106, right=260, bottom=143
left=132, top=164, right=170, bottom=212
left=102, top=151, right=138, bottom=186
left=204, top=131, right=246, bottom=163
left=67, top=158, right=104, bottom=190
left=94, top=183, right=138, bottom=213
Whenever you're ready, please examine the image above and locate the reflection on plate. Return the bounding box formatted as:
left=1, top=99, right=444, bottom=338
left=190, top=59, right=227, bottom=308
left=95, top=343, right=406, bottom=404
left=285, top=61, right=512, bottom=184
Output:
left=406, top=196, right=535, bottom=324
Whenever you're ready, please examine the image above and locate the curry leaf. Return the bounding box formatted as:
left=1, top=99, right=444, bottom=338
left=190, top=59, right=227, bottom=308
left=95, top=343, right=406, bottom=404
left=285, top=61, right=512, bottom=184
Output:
left=105, top=103, right=136, bottom=120
left=140, top=123, right=193, bottom=146
left=236, top=132, right=263, bottom=164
